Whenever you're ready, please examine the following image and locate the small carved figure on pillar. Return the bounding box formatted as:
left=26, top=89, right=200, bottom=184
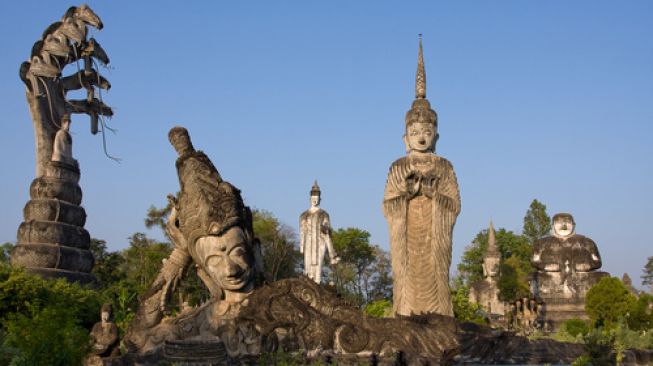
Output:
left=299, top=181, right=339, bottom=283
left=383, top=36, right=461, bottom=317
left=85, top=303, right=119, bottom=365
left=51, top=114, right=78, bottom=167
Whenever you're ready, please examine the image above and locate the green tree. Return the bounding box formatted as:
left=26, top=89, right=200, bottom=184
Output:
left=331, top=228, right=375, bottom=305
left=0, top=264, right=102, bottom=365
left=450, top=280, right=486, bottom=324
left=144, top=197, right=175, bottom=240
left=457, top=235, right=486, bottom=286
left=585, top=276, right=637, bottom=329
left=0, top=243, right=13, bottom=264
left=496, top=256, right=530, bottom=302
left=253, top=210, right=300, bottom=281
left=89, top=238, right=126, bottom=289
left=121, top=233, right=172, bottom=295
left=641, top=256, right=653, bottom=286
left=626, top=293, right=653, bottom=331
left=458, top=227, right=532, bottom=290
left=365, top=245, right=393, bottom=302
left=522, top=199, right=551, bottom=244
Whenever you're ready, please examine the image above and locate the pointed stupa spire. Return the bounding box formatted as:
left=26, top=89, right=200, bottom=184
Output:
left=405, top=34, right=437, bottom=127
left=415, top=34, right=426, bottom=99
left=487, top=220, right=499, bottom=254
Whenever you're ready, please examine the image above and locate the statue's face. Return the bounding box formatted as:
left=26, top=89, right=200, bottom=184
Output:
left=101, top=310, right=110, bottom=322
left=310, top=195, right=320, bottom=207
left=405, top=122, right=437, bottom=153
left=553, top=216, right=575, bottom=238
left=197, top=227, right=253, bottom=292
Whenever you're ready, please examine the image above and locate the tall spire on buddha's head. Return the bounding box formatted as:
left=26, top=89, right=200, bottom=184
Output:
left=487, top=220, right=499, bottom=255
left=416, top=34, right=426, bottom=99
left=405, top=34, right=437, bottom=127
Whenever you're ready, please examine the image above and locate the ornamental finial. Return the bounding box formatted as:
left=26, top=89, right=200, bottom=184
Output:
left=416, top=34, right=426, bottom=99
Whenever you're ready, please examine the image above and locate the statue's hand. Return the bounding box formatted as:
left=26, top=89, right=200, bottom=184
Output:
left=151, top=258, right=185, bottom=312
left=405, top=173, right=421, bottom=198
left=166, top=204, right=187, bottom=251
left=421, top=174, right=440, bottom=198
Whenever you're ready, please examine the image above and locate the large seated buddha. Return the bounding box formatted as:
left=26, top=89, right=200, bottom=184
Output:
left=531, top=213, right=607, bottom=329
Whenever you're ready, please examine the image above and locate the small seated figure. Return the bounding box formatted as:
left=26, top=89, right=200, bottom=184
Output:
left=299, top=181, right=339, bottom=284
left=532, top=213, right=605, bottom=297
left=51, top=114, right=78, bottom=167
left=89, top=304, right=119, bottom=358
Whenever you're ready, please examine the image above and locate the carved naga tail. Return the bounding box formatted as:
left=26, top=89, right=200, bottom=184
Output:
left=11, top=5, right=113, bottom=284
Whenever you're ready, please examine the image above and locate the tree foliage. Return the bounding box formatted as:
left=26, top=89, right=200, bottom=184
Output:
left=450, top=281, right=486, bottom=324
left=253, top=209, right=300, bottom=282
left=0, top=243, right=13, bottom=264
left=642, top=256, right=653, bottom=286
left=0, top=264, right=101, bottom=365
left=330, top=228, right=388, bottom=306
left=458, top=225, right=532, bottom=303
left=363, top=299, right=392, bottom=318
left=626, top=293, right=653, bottom=331
left=522, top=199, right=551, bottom=244
left=585, top=276, right=637, bottom=329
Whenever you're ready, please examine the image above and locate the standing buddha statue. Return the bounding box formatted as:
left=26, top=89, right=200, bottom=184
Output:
left=299, top=181, right=339, bottom=283
left=383, top=36, right=461, bottom=317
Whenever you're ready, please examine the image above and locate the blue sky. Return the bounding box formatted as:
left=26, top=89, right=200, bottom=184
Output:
left=1, top=1, right=652, bottom=288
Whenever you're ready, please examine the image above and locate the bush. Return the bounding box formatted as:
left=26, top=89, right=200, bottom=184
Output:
left=451, top=284, right=487, bottom=325
left=364, top=299, right=392, bottom=318
left=583, top=328, right=614, bottom=366
left=562, top=318, right=589, bottom=338
left=585, top=277, right=636, bottom=329
left=571, top=355, right=590, bottom=366
left=0, top=264, right=102, bottom=365
left=3, top=306, right=90, bottom=366
left=627, top=293, right=653, bottom=331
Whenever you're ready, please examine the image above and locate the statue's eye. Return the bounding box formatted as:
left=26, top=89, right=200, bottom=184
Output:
left=231, top=247, right=246, bottom=258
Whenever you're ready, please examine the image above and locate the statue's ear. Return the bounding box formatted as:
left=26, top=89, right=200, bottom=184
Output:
left=403, top=134, right=410, bottom=153
left=432, top=133, right=439, bottom=151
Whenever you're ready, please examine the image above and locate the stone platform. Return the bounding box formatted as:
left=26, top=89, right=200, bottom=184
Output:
left=11, top=161, right=95, bottom=284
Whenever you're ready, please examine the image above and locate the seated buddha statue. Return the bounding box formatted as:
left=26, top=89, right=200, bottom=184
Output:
left=532, top=213, right=606, bottom=298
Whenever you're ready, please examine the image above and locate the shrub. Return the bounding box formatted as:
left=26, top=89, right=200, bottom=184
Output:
left=562, top=318, right=589, bottom=338
left=3, top=306, right=90, bottom=366
left=0, top=264, right=101, bottom=365
left=363, top=299, right=392, bottom=318
left=585, top=277, right=636, bottom=329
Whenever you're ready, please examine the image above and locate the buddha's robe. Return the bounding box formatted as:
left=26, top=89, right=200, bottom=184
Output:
left=383, top=154, right=460, bottom=316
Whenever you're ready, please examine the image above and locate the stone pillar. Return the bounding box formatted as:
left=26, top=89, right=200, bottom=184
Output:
left=11, top=160, right=95, bottom=284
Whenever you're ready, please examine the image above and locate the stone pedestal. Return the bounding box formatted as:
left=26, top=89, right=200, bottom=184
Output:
left=11, top=161, right=95, bottom=284
left=533, top=270, right=607, bottom=330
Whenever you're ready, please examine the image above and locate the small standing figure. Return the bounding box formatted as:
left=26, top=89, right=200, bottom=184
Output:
left=300, top=181, right=339, bottom=283
left=86, top=304, right=119, bottom=365
left=51, top=114, right=78, bottom=166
